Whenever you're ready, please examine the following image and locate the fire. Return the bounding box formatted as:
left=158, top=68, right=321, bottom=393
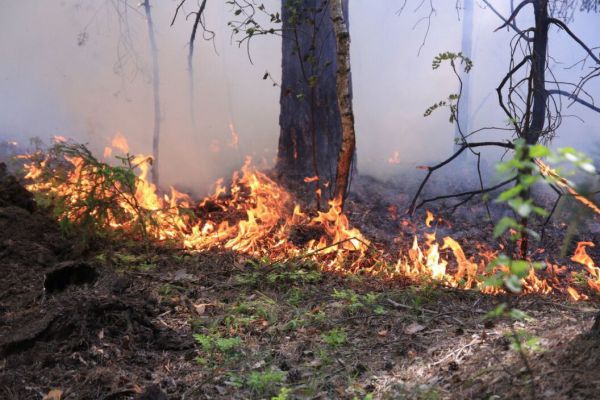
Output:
left=111, top=132, right=129, bottom=154
left=19, top=135, right=600, bottom=301
left=388, top=151, right=401, bottom=165
left=228, top=121, right=240, bottom=149
left=425, top=210, right=434, bottom=227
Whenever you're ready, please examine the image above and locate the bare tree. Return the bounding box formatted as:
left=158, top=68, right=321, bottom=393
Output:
left=142, top=0, right=162, bottom=186
left=410, top=0, right=600, bottom=257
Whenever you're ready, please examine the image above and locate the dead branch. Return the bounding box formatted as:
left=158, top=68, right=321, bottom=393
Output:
left=494, top=0, right=533, bottom=32
left=408, top=141, right=515, bottom=215
left=415, top=177, right=517, bottom=212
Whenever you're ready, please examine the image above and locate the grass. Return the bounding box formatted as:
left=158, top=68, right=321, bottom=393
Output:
left=93, top=244, right=597, bottom=399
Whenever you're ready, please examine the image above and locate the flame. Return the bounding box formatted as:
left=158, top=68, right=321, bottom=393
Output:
left=111, top=132, right=129, bottom=154
left=19, top=136, right=600, bottom=301
left=210, top=140, right=221, bottom=153
left=388, top=151, right=401, bottom=165
left=537, top=160, right=600, bottom=215
left=425, top=210, right=434, bottom=227
left=567, top=286, right=588, bottom=301
left=228, top=121, right=240, bottom=149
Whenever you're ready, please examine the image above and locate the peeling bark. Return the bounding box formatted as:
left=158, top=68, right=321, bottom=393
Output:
left=329, top=0, right=355, bottom=206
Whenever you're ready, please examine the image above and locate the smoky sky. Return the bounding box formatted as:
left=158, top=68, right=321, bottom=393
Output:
left=0, top=0, right=599, bottom=191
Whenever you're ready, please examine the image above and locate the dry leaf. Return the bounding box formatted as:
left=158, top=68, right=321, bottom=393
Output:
left=377, top=330, right=389, bottom=337
left=193, top=303, right=206, bottom=315
left=404, top=323, right=426, bottom=335
left=43, top=389, right=62, bottom=400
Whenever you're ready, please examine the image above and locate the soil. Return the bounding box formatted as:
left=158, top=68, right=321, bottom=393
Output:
left=1, top=169, right=600, bottom=399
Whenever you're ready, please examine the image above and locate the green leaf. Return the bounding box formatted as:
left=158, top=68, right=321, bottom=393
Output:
left=493, top=217, right=517, bottom=238
left=497, top=185, right=523, bottom=202
left=509, top=260, right=530, bottom=278
left=509, top=308, right=530, bottom=321
left=504, top=275, right=523, bottom=293
left=485, top=303, right=507, bottom=319
left=529, top=144, right=550, bottom=158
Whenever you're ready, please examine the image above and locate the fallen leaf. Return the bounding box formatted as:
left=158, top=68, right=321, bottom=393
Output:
left=404, top=323, right=426, bottom=335
left=378, top=330, right=389, bottom=337
left=193, top=303, right=206, bottom=315
left=43, top=389, right=62, bottom=400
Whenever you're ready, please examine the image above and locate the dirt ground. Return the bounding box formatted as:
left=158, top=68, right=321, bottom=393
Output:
left=1, top=167, right=600, bottom=400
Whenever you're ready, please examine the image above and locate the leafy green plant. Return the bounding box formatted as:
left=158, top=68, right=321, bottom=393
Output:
left=424, top=52, right=472, bottom=126
left=332, top=289, right=386, bottom=315
left=322, top=328, right=347, bottom=348
left=194, top=333, right=242, bottom=354
left=272, top=387, right=291, bottom=400
left=247, top=369, right=287, bottom=396
left=22, top=141, right=156, bottom=242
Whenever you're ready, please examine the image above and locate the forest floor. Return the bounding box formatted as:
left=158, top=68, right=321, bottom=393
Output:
left=2, top=168, right=600, bottom=400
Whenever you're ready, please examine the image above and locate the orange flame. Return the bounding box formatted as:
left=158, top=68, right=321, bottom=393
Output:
left=388, top=151, right=400, bottom=164
left=111, top=132, right=129, bottom=154
left=228, top=121, right=240, bottom=149
left=19, top=135, right=600, bottom=300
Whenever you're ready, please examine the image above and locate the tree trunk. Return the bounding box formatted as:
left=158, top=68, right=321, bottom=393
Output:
left=329, top=0, right=355, bottom=206
left=143, top=0, right=161, bottom=186
left=527, top=0, right=549, bottom=144
left=454, top=0, right=474, bottom=151
left=275, top=0, right=350, bottom=201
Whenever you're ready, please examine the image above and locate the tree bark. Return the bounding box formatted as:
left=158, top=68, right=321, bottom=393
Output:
left=276, top=0, right=350, bottom=200
left=329, top=0, right=355, bottom=206
left=454, top=0, right=474, bottom=151
left=526, top=0, right=549, bottom=144
left=142, top=0, right=162, bottom=186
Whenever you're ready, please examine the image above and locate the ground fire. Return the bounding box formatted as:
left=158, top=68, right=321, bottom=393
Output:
left=18, top=135, right=599, bottom=302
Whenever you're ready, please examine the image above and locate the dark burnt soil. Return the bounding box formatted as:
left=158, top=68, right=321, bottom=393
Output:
left=1, top=171, right=600, bottom=399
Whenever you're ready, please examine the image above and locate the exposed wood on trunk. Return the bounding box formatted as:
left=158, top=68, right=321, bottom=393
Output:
left=142, top=0, right=161, bottom=186
left=330, top=0, right=355, bottom=207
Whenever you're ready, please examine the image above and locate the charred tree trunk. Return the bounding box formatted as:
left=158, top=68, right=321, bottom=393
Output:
left=142, top=0, right=161, bottom=186
left=329, top=0, right=355, bottom=206
left=276, top=0, right=351, bottom=203
left=527, top=0, right=549, bottom=145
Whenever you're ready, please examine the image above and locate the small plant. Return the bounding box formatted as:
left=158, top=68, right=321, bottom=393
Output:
left=332, top=289, right=385, bottom=315
left=247, top=369, right=287, bottom=396
left=322, top=328, right=347, bottom=348
left=21, top=141, right=154, bottom=241
left=193, top=332, right=242, bottom=366
left=272, top=387, right=291, bottom=400
left=424, top=51, right=473, bottom=126
left=194, top=333, right=241, bottom=353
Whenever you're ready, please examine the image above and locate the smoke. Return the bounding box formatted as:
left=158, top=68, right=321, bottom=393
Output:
left=0, top=0, right=599, bottom=191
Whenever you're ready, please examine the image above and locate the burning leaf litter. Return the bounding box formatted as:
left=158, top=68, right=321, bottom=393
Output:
left=18, top=135, right=599, bottom=300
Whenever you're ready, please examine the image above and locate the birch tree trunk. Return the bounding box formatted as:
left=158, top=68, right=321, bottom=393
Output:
left=454, top=0, right=474, bottom=152
left=142, top=0, right=161, bottom=186
left=329, top=0, right=355, bottom=207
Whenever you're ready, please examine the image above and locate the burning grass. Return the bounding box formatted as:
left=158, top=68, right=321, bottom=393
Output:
left=16, top=136, right=600, bottom=301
